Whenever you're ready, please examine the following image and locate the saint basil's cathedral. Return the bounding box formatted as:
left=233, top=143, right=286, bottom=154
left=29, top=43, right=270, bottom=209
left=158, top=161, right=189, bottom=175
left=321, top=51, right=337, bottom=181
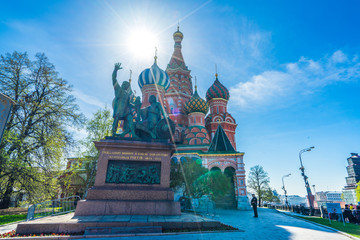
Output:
left=137, top=27, right=248, bottom=209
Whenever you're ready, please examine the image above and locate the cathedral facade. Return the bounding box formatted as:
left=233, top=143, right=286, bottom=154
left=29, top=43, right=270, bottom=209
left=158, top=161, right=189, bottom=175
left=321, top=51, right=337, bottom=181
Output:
left=137, top=27, right=248, bottom=209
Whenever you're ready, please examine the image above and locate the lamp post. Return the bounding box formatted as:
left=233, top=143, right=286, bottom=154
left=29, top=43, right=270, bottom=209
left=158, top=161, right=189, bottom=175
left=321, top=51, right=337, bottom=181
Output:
left=299, top=146, right=315, bottom=216
left=282, top=173, right=291, bottom=207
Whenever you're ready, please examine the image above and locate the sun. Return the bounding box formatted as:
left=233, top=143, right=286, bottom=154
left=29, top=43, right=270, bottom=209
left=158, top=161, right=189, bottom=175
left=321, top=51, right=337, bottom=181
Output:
left=126, top=27, right=158, bottom=60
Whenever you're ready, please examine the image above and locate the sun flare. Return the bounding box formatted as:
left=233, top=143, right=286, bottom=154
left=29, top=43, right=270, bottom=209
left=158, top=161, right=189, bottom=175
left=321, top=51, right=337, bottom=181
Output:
left=126, top=27, right=158, bottom=60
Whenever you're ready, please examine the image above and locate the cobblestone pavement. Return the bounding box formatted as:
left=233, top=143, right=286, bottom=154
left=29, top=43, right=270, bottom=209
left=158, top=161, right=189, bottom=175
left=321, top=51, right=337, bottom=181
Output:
left=77, top=208, right=354, bottom=240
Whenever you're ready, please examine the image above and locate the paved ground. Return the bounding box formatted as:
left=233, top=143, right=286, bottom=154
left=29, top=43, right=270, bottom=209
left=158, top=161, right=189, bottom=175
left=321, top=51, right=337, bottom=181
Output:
left=76, top=208, right=356, bottom=240
left=0, top=221, right=19, bottom=235
left=0, top=208, right=357, bottom=239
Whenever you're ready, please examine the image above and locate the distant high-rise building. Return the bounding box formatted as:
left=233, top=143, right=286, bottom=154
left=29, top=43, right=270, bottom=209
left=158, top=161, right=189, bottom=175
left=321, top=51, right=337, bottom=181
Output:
left=342, top=153, right=360, bottom=204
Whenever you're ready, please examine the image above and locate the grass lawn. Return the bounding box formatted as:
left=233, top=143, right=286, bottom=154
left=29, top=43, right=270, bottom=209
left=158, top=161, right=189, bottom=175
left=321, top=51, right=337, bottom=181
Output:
left=0, top=214, right=27, bottom=225
left=298, top=216, right=360, bottom=238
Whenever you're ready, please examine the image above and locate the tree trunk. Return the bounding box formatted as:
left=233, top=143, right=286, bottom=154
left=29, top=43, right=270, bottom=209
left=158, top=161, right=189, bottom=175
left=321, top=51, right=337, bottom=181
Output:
left=0, top=177, right=15, bottom=209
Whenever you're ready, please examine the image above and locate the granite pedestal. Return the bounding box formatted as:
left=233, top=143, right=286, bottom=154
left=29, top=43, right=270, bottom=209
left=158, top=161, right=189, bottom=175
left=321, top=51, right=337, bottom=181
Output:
left=74, top=138, right=181, bottom=216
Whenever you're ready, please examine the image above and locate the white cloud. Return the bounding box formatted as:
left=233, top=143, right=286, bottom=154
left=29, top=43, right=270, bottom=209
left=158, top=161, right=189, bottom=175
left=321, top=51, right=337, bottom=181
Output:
left=229, top=50, right=360, bottom=108
left=73, top=89, right=106, bottom=108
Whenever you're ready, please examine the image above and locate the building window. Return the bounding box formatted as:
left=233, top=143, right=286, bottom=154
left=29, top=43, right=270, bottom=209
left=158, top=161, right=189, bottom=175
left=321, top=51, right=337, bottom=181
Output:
left=217, top=106, right=219, bottom=114
left=240, top=180, right=244, bottom=185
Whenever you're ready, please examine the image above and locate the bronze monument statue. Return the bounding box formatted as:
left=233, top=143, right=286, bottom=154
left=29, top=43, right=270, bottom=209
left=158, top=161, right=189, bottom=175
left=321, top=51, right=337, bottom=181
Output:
left=111, top=63, right=138, bottom=137
left=111, top=62, right=175, bottom=140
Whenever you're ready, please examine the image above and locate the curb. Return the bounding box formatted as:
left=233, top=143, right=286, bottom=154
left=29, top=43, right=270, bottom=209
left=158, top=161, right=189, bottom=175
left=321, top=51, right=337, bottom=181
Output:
left=276, top=210, right=360, bottom=240
left=3, top=230, right=244, bottom=240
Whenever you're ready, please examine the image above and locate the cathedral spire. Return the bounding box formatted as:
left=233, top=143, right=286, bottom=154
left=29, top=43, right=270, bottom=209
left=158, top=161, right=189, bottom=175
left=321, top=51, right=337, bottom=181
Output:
left=154, top=47, right=158, bottom=63
left=194, top=76, right=197, bottom=91
left=167, top=26, right=186, bottom=71
left=215, top=64, right=218, bottom=79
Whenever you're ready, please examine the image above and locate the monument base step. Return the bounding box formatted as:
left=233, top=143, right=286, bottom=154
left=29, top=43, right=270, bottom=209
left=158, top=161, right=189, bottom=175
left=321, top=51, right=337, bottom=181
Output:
left=16, top=213, right=221, bottom=235
left=75, top=199, right=181, bottom=216
left=84, top=226, right=162, bottom=235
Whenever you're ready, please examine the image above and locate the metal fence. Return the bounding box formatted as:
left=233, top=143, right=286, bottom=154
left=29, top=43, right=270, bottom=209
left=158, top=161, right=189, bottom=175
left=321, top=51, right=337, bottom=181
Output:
left=26, top=195, right=80, bottom=221
left=268, top=204, right=325, bottom=218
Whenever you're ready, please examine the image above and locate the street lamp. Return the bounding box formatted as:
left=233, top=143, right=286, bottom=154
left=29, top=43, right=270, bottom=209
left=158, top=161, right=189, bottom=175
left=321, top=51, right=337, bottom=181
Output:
left=282, top=173, right=291, bottom=207
left=299, top=146, right=315, bottom=216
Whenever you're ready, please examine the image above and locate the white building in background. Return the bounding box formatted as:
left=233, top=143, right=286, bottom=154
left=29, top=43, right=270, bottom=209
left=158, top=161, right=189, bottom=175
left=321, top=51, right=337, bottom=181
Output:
left=326, top=191, right=342, bottom=201
left=280, top=195, right=307, bottom=206
left=314, top=191, right=344, bottom=207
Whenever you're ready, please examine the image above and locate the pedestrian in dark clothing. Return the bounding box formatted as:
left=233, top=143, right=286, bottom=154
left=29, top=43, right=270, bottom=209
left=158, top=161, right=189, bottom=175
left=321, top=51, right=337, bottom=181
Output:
left=343, top=204, right=357, bottom=223
left=353, top=205, right=360, bottom=223
left=251, top=194, right=258, bottom=218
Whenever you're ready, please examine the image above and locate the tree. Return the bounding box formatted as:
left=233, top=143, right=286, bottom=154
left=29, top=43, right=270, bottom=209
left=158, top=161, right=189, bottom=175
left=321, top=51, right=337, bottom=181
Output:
left=193, top=170, right=231, bottom=201
left=263, top=188, right=280, bottom=203
left=247, top=165, right=270, bottom=207
left=170, top=158, right=208, bottom=197
left=62, top=107, right=112, bottom=198
left=0, top=51, right=84, bottom=208
left=356, top=181, right=360, bottom=203
left=170, top=158, right=232, bottom=201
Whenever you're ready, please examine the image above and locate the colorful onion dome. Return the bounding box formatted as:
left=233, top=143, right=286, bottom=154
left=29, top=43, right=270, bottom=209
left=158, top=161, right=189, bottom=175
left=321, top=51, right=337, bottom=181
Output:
left=173, top=26, right=183, bottom=40
left=184, top=89, right=208, bottom=114
left=138, top=58, right=170, bottom=91
left=206, top=74, right=230, bottom=101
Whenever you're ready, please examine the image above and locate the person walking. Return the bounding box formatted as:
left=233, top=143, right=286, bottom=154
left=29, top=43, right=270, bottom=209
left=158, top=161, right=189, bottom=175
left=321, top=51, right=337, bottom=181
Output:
left=343, top=204, right=357, bottom=223
left=353, top=205, right=360, bottom=223
left=251, top=194, right=258, bottom=218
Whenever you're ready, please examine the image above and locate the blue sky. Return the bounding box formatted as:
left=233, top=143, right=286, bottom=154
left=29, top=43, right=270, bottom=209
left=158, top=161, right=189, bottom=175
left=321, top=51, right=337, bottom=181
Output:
left=1, top=0, right=360, bottom=197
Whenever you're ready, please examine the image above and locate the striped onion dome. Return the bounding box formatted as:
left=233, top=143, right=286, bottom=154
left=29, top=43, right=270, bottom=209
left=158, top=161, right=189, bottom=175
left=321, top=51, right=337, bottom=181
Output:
left=138, top=58, right=170, bottom=91
left=173, top=27, right=183, bottom=40
left=206, top=75, right=230, bottom=101
left=184, top=89, right=208, bottom=114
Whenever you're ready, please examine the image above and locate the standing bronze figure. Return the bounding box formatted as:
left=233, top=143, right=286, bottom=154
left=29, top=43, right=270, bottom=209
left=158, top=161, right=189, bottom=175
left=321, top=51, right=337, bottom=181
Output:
left=111, top=63, right=137, bottom=137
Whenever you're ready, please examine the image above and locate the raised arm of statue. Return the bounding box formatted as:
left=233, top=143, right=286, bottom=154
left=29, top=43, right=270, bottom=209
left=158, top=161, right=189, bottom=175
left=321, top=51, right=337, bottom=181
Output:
left=112, top=63, right=123, bottom=93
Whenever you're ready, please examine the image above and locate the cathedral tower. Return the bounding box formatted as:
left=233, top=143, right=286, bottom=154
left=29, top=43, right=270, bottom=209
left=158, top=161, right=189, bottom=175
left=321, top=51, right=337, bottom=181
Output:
left=205, top=74, right=237, bottom=150
left=183, top=82, right=210, bottom=145
left=165, top=27, right=192, bottom=142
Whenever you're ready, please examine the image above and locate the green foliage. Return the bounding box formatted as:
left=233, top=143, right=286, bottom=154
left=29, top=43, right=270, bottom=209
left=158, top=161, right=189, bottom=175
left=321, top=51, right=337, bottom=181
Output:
left=170, top=158, right=232, bottom=200
left=194, top=170, right=231, bottom=200
left=170, top=158, right=208, bottom=197
left=0, top=214, right=27, bottom=225
left=298, top=216, right=360, bottom=238
left=0, top=51, right=85, bottom=208
left=356, top=181, right=360, bottom=203
left=263, top=188, right=280, bottom=203
left=61, top=107, right=112, bottom=198
left=80, top=106, right=112, bottom=157
left=247, top=165, right=270, bottom=206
